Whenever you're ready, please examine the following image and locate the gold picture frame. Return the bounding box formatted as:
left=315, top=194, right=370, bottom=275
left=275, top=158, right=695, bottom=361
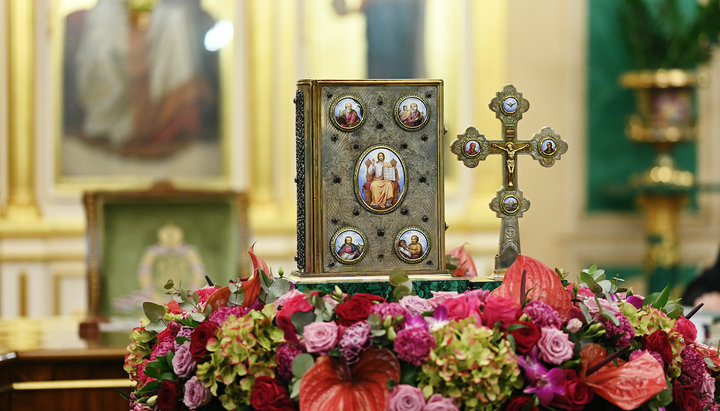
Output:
left=293, top=79, right=449, bottom=282
left=50, top=0, right=235, bottom=190
left=83, top=183, right=249, bottom=320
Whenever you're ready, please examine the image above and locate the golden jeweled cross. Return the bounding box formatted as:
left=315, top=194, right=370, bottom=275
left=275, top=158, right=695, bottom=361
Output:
left=451, top=85, right=568, bottom=280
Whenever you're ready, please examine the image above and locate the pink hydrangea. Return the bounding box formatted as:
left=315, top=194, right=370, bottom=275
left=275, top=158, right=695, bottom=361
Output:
left=394, top=326, right=435, bottom=366
left=338, top=322, right=372, bottom=364
left=399, top=295, right=433, bottom=316
left=370, top=302, right=409, bottom=323
left=536, top=327, right=574, bottom=365
left=523, top=301, right=563, bottom=329
left=276, top=343, right=303, bottom=380
left=208, top=306, right=249, bottom=325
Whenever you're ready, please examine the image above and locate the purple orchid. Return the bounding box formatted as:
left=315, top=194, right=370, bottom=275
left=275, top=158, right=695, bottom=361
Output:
left=626, top=295, right=644, bottom=309
left=518, top=355, right=566, bottom=406
left=426, top=305, right=449, bottom=332
left=405, top=314, right=429, bottom=330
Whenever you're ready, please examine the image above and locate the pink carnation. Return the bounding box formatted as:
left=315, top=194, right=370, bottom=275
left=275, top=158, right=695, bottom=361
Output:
left=629, top=349, right=663, bottom=367
left=338, top=322, right=372, bottom=364
left=150, top=340, right=174, bottom=360
left=387, top=384, right=426, bottom=411
left=537, top=327, right=574, bottom=365
left=599, top=312, right=635, bottom=346
left=302, top=321, right=338, bottom=354
left=423, top=394, right=459, bottom=411
left=394, top=326, right=435, bottom=366
left=276, top=343, right=303, bottom=380
left=208, top=306, right=249, bottom=325
left=173, top=326, right=194, bottom=350
left=399, top=295, right=433, bottom=316
left=523, top=301, right=562, bottom=329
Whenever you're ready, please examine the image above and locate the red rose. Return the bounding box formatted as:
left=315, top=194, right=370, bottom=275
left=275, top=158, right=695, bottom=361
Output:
left=190, top=321, right=218, bottom=363
left=250, top=376, right=297, bottom=411
left=483, top=296, right=521, bottom=329
left=672, top=316, right=697, bottom=341
left=157, top=380, right=182, bottom=411
left=335, top=294, right=385, bottom=326
left=672, top=380, right=701, bottom=411
left=277, top=294, right=314, bottom=343
left=503, top=395, right=538, bottom=411
left=354, top=293, right=386, bottom=303
left=643, top=330, right=673, bottom=364
left=509, top=321, right=540, bottom=354
left=551, top=369, right=593, bottom=410
left=157, top=321, right=181, bottom=344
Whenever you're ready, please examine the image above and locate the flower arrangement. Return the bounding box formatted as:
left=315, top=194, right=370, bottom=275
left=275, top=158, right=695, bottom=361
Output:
left=125, top=247, right=720, bottom=410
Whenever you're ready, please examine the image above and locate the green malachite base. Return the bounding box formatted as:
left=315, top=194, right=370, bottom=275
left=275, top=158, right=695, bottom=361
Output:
left=295, top=280, right=501, bottom=299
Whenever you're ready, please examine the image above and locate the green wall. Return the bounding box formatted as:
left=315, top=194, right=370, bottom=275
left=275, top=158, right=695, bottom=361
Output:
left=587, top=0, right=697, bottom=212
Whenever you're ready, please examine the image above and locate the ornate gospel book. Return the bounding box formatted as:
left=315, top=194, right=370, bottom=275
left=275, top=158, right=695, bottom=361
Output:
left=292, top=80, right=449, bottom=281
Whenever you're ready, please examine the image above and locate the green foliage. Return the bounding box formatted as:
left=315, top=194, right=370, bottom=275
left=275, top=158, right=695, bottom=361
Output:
left=389, top=269, right=413, bottom=301
left=618, top=0, right=720, bottom=69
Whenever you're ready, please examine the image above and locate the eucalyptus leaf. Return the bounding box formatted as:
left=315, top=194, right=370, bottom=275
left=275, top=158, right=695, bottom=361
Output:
left=190, top=312, right=206, bottom=322
left=143, top=302, right=166, bottom=323
left=163, top=279, right=174, bottom=290
left=290, top=378, right=301, bottom=400
left=179, top=300, right=195, bottom=312
left=601, top=311, right=621, bottom=327
left=389, top=269, right=409, bottom=287
left=291, top=353, right=315, bottom=378
left=291, top=310, right=316, bottom=335
left=145, top=320, right=167, bottom=333
left=579, top=302, right=593, bottom=323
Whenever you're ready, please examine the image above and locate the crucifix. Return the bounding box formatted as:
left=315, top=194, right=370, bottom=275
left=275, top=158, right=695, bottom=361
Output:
left=451, top=85, right=568, bottom=280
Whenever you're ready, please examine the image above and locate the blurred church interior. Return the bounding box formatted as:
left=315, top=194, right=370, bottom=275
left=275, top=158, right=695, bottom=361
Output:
left=2, top=0, right=720, bottom=408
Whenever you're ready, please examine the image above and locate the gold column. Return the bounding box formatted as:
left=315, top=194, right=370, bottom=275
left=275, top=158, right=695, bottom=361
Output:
left=4, top=0, right=39, bottom=220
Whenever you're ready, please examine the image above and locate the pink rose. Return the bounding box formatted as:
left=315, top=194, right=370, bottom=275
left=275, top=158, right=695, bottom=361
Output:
left=537, top=327, right=574, bottom=365
left=387, top=384, right=426, bottom=411
left=565, top=318, right=583, bottom=333
left=423, top=394, right=458, bottom=411
left=427, top=291, right=459, bottom=308
left=482, top=296, right=520, bottom=329
left=399, top=295, right=433, bottom=316
left=302, top=321, right=338, bottom=354
left=441, top=295, right=480, bottom=321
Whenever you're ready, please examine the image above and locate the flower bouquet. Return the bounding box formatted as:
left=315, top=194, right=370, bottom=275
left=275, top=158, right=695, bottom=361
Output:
left=125, top=247, right=720, bottom=410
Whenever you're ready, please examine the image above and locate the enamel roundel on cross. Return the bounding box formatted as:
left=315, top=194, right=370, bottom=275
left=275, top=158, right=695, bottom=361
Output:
left=450, top=126, right=490, bottom=168
left=529, top=127, right=568, bottom=167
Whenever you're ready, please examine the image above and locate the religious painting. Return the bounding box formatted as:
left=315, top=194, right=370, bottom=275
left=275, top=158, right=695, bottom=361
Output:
left=395, top=227, right=430, bottom=263
left=331, top=227, right=367, bottom=264
left=355, top=145, right=407, bottom=214
left=540, top=138, right=557, bottom=156
left=501, top=194, right=520, bottom=215
left=464, top=139, right=481, bottom=157
left=331, top=96, right=365, bottom=131
left=84, top=187, right=248, bottom=319
left=56, top=0, right=233, bottom=184
left=395, top=96, right=429, bottom=130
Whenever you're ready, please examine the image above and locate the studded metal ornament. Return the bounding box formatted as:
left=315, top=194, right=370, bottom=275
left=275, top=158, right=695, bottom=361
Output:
left=451, top=85, right=568, bottom=279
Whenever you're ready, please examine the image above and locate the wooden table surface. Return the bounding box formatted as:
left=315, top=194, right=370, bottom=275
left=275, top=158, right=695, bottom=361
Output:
left=0, top=317, right=133, bottom=411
